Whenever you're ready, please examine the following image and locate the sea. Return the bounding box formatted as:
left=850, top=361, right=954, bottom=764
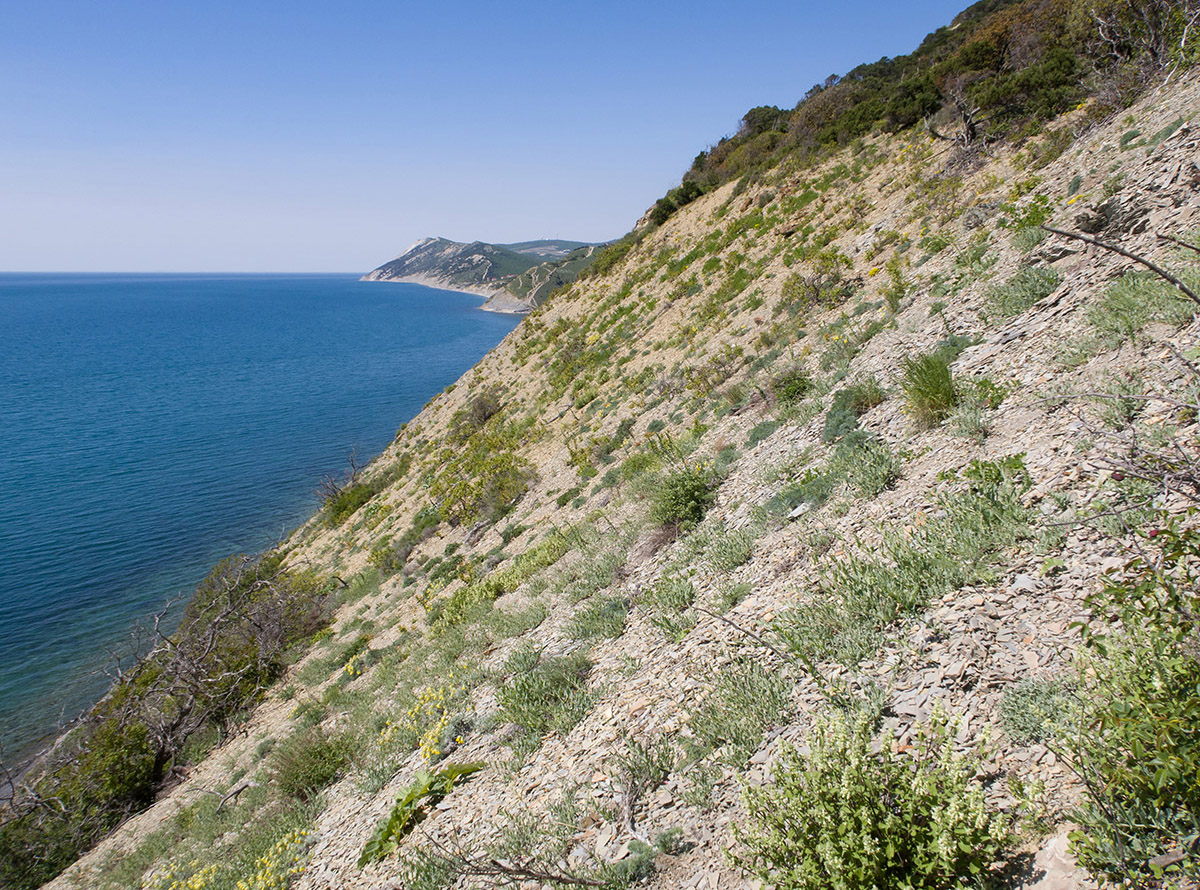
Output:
left=0, top=273, right=520, bottom=763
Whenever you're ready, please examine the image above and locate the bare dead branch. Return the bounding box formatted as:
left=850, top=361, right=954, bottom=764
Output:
left=1158, top=232, right=1200, bottom=256
left=416, top=830, right=608, bottom=888
left=1040, top=225, right=1200, bottom=306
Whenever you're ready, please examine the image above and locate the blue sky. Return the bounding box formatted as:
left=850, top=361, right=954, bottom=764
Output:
left=1, top=1, right=969, bottom=271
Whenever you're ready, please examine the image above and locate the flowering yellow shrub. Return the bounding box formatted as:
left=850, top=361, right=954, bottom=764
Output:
left=403, top=676, right=464, bottom=763
left=142, top=861, right=218, bottom=890
left=235, top=829, right=311, bottom=890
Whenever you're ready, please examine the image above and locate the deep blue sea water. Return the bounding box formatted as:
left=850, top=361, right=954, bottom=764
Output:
left=0, top=273, right=519, bottom=761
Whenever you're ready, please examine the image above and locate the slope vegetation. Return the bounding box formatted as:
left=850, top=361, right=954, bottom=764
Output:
left=9, top=4, right=1200, bottom=890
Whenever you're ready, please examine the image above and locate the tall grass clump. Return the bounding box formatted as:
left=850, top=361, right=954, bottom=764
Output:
left=901, top=352, right=957, bottom=428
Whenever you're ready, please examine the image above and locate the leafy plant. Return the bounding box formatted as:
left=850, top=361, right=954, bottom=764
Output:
left=495, top=648, right=595, bottom=738
left=987, top=264, right=1061, bottom=317
left=323, top=481, right=380, bottom=527
left=822, top=378, right=885, bottom=443
left=358, top=762, right=484, bottom=866
left=775, top=457, right=1031, bottom=668
left=747, top=419, right=782, bottom=448
left=650, top=462, right=716, bottom=528
left=772, top=367, right=813, bottom=407
left=685, top=659, right=792, bottom=767
left=1088, top=268, right=1197, bottom=343
left=1000, top=677, right=1073, bottom=745
left=568, top=595, right=629, bottom=640
left=641, top=575, right=697, bottom=641
left=733, top=709, right=1027, bottom=890
left=1068, top=516, right=1200, bottom=885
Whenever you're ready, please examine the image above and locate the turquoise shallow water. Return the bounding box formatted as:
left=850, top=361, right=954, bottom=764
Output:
left=0, top=273, right=519, bottom=761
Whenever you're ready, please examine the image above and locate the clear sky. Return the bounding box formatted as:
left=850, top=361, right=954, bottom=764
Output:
left=1, top=1, right=970, bottom=272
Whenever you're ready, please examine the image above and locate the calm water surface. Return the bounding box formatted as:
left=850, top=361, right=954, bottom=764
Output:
left=0, top=273, right=519, bottom=760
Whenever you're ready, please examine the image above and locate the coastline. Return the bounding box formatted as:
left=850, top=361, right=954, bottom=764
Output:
left=359, top=273, right=533, bottom=315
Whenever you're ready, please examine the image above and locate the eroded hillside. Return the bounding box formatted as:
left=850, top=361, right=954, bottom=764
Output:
left=40, top=71, right=1200, bottom=890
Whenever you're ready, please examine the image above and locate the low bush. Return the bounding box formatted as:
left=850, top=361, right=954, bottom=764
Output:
left=448, top=387, right=504, bottom=443
left=369, top=505, right=441, bottom=575
left=775, top=457, right=1031, bottom=668
left=641, top=575, right=697, bottom=641
left=1068, top=517, right=1200, bottom=885
left=987, top=264, right=1061, bottom=317
left=1000, top=677, right=1073, bottom=745
left=822, top=378, right=885, bottom=443
left=685, top=659, right=792, bottom=767
left=650, top=462, right=716, bottom=528
left=734, top=710, right=1027, bottom=890
left=746, top=419, right=782, bottom=448
left=495, top=648, right=595, bottom=739
left=568, top=595, right=629, bottom=640
left=772, top=367, right=813, bottom=407
left=323, top=481, right=379, bottom=527
left=767, top=432, right=898, bottom=517
left=1088, top=268, right=1197, bottom=343
left=837, top=433, right=902, bottom=499
left=901, top=352, right=958, bottom=428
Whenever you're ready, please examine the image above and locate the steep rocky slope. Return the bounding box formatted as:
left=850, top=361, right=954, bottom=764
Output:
left=46, top=73, right=1200, bottom=890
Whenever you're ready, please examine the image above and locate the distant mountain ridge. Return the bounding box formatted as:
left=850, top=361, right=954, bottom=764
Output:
left=361, top=237, right=602, bottom=313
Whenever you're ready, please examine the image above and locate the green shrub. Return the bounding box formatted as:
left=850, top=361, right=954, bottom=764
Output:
left=620, top=451, right=659, bottom=481
left=685, top=659, right=792, bottom=767
left=568, top=595, right=629, bottom=640
left=324, top=481, right=378, bottom=527
left=496, top=648, right=595, bottom=738
left=901, top=353, right=958, bottom=428
left=987, top=265, right=1061, bottom=317
left=686, top=520, right=757, bottom=573
left=746, top=419, right=782, bottom=448
left=650, top=462, right=716, bottom=528
left=429, top=421, right=537, bottom=525
left=270, top=728, right=353, bottom=801
left=772, top=368, right=813, bottom=406
left=821, top=378, right=886, bottom=443
left=1068, top=517, right=1200, bottom=885
left=734, top=710, right=1025, bottom=890
left=611, top=735, right=674, bottom=800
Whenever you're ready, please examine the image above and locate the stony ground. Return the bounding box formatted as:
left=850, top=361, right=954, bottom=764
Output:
left=48, top=71, right=1200, bottom=890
